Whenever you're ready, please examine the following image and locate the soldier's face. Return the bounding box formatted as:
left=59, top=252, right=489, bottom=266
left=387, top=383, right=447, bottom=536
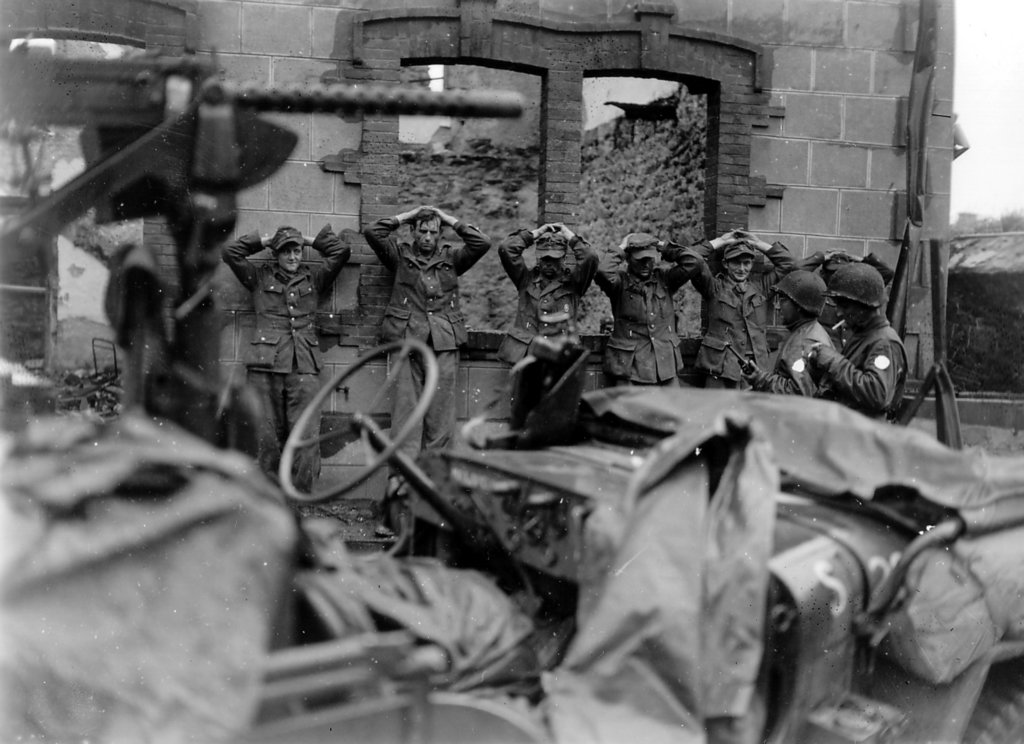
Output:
left=726, top=257, right=754, bottom=283
left=413, top=217, right=441, bottom=254
left=627, top=254, right=655, bottom=279
left=778, top=294, right=801, bottom=326
left=538, top=256, right=562, bottom=278
left=276, top=245, right=302, bottom=274
left=834, top=298, right=874, bottom=330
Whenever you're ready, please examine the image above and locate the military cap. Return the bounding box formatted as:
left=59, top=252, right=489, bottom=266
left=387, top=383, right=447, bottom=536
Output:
left=270, top=226, right=303, bottom=253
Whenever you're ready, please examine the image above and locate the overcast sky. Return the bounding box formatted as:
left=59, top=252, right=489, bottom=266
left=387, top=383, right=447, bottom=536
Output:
left=951, top=0, right=1024, bottom=219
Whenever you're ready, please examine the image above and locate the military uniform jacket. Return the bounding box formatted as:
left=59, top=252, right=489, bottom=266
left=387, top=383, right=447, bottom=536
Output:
left=223, top=231, right=350, bottom=373
left=680, top=242, right=794, bottom=382
left=496, top=229, right=599, bottom=363
left=755, top=318, right=834, bottom=397
left=596, top=252, right=692, bottom=383
left=817, top=315, right=908, bottom=419
left=364, top=218, right=491, bottom=352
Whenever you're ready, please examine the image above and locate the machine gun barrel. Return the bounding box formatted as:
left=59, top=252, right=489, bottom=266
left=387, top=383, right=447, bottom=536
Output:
left=203, top=80, right=523, bottom=119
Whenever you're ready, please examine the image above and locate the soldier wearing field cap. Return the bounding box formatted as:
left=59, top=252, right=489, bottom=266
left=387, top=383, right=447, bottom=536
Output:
left=679, top=229, right=795, bottom=388
left=496, top=222, right=598, bottom=364
left=222, top=223, right=351, bottom=491
left=807, top=262, right=907, bottom=420
left=743, top=270, right=834, bottom=396
left=595, top=231, right=703, bottom=386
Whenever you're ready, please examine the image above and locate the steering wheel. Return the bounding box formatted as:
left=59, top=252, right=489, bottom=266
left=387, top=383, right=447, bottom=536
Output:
left=279, top=338, right=438, bottom=502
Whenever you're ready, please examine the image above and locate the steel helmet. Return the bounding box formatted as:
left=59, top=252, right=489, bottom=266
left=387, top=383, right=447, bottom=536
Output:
left=774, top=270, right=827, bottom=315
left=827, top=263, right=885, bottom=308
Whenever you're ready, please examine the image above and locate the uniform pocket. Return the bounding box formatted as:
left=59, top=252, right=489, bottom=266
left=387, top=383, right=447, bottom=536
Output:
left=699, top=334, right=728, bottom=375
left=249, top=330, right=281, bottom=368
left=382, top=306, right=411, bottom=341
left=603, top=338, right=637, bottom=378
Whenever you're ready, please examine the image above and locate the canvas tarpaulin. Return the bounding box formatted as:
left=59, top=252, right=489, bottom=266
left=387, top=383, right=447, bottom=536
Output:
left=0, top=413, right=298, bottom=743
left=582, top=387, right=1024, bottom=514
left=542, top=402, right=777, bottom=744
left=581, top=387, right=1024, bottom=689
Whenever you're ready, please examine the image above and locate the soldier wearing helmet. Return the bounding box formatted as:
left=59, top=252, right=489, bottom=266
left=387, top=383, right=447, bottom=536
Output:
left=496, top=222, right=598, bottom=364
left=742, top=270, right=834, bottom=396
left=222, top=223, right=351, bottom=492
left=807, top=262, right=908, bottom=420
left=794, top=249, right=895, bottom=343
left=595, top=231, right=708, bottom=385
left=678, top=229, right=796, bottom=388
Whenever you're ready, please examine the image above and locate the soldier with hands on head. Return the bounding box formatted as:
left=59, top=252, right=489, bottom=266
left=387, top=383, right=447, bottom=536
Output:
left=496, top=222, right=598, bottom=364
left=595, top=231, right=706, bottom=386
left=679, top=229, right=795, bottom=388
left=742, top=270, right=834, bottom=396
left=222, top=223, right=351, bottom=493
left=363, top=205, right=491, bottom=513
left=807, top=262, right=908, bottom=420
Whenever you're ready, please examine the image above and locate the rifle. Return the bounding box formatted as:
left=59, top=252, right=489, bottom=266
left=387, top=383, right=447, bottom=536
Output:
left=0, top=50, right=522, bottom=445
left=722, top=341, right=756, bottom=374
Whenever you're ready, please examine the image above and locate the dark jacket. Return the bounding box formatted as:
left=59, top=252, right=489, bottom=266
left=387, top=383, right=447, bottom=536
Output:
left=496, top=229, right=599, bottom=364
left=595, top=248, right=694, bottom=384
left=363, top=218, right=491, bottom=351
left=753, top=318, right=834, bottom=396
left=816, top=315, right=908, bottom=419
left=223, top=231, right=350, bottom=373
left=680, top=242, right=794, bottom=382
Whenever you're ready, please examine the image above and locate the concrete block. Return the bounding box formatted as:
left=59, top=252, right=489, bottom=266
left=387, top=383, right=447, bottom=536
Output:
left=215, top=54, right=271, bottom=86
left=197, top=0, right=241, bottom=54
left=781, top=187, right=839, bottom=235
left=810, top=142, right=868, bottom=188
left=272, top=57, right=338, bottom=87
left=312, top=115, right=363, bottom=161
left=241, top=4, right=311, bottom=57
left=238, top=181, right=269, bottom=211
left=845, top=97, right=901, bottom=145
left=769, top=45, right=812, bottom=91
left=676, top=0, right=728, bottom=32
left=869, top=147, right=906, bottom=190
left=807, top=236, right=868, bottom=256
left=787, top=0, right=844, bottom=45
left=312, top=7, right=343, bottom=59
left=268, top=162, right=334, bottom=214
left=847, top=2, right=905, bottom=51
left=813, top=49, right=872, bottom=94
left=750, top=137, right=809, bottom=185
left=747, top=198, right=782, bottom=233
left=873, top=51, right=914, bottom=96
left=839, top=189, right=898, bottom=239
left=782, top=92, right=842, bottom=139
left=756, top=233, right=807, bottom=255
left=334, top=183, right=362, bottom=217
left=235, top=209, right=311, bottom=238
left=731, top=0, right=787, bottom=44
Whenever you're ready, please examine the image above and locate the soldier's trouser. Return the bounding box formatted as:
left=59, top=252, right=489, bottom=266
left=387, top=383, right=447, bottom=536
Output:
left=248, top=369, right=322, bottom=493
left=389, top=347, right=458, bottom=478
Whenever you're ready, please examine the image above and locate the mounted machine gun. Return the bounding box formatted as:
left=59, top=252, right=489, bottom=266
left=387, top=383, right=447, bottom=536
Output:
left=0, top=48, right=522, bottom=448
